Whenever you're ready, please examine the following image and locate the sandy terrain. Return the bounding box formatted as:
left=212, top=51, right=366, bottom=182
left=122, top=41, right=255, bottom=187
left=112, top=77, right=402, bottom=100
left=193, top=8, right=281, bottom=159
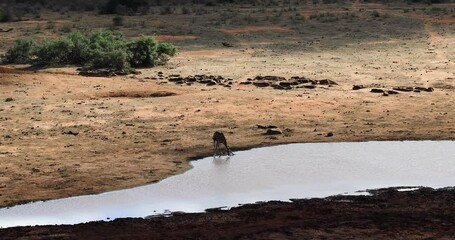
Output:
left=0, top=1, right=454, bottom=237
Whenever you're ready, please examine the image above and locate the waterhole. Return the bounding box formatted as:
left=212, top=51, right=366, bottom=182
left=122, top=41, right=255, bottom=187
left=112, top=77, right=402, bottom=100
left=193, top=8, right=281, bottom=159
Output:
left=1, top=141, right=454, bottom=228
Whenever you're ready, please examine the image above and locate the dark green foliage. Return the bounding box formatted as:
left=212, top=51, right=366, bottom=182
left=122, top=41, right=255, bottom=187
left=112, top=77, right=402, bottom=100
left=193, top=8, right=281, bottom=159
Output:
left=0, top=7, right=12, bottom=22
left=1, top=30, right=177, bottom=72
left=32, top=38, right=74, bottom=66
left=66, top=31, right=91, bottom=64
left=112, top=16, right=123, bottom=26
left=128, top=36, right=158, bottom=67
left=128, top=36, right=177, bottom=67
left=2, top=39, right=35, bottom=64
left=88, top=30, right=130, bottom=70
left=156, top=42, right=177, bottom=64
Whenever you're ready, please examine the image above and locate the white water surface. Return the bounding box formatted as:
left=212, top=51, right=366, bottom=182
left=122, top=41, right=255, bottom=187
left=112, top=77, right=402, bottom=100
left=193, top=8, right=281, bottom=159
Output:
left=1, top=141, right=454, bottom=228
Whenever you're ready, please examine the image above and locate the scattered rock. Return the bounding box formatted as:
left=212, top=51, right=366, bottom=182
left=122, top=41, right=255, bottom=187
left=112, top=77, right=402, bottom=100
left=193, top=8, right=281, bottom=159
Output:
left=256, top=124, right=278, bottom=129
left=352, top=85, right=365, bottom=90
left=393, top=87, right=414, bottom=92
left=222, top=42, right=234, bottom=47
left=370, top=88, right=385, bottom=93
left=254, top=76, right=286, bottom=81
left=240, top=81, right=252, bottom=85
left=166, top=74, right=230, bottom=87
left=264, top=129, right=282, bottom=135
left=249, top=76, right=337, bottom=91
left=319, top=79, right=337, bottom=85
left=63, top=130, right=79, bottom=136
left=253, top=81, right=270, bottom=87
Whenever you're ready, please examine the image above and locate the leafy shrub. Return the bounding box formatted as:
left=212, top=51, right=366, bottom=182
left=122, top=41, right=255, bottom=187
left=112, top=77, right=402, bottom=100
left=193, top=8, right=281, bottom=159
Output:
left=156, top=42, right=177, bottom=64
left=128, top=36, right=158, bottom=67
left=2, top=30, right=176, bottom=72
left=128, top=36, right=177, bottom=67
left=2, top=39, right=35, bottom=64
left=33, top=38, right=74, bottom=65
left=66, top=31, right=90, bottom=64
left=88, top=30, right=130, bottom=70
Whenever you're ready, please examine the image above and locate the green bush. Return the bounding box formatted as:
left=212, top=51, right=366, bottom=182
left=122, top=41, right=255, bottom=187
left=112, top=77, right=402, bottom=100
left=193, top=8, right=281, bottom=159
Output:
left=33, top=38, right=74, bottom=66
left=2, top=39, right=35, bottom=64
left=156, top=42, right=177, bottom=64
left=88, top=30, right=130, bottom=70
left=128, top=36, right=158, bottom=67
left=2, top=30, right=176, bottom=72
left=66, top=31, right=90, bottom=64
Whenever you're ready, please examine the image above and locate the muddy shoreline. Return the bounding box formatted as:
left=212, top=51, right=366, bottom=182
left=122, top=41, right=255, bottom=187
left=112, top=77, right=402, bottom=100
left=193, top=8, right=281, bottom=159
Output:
left=2, top=187, right=455, bottom=239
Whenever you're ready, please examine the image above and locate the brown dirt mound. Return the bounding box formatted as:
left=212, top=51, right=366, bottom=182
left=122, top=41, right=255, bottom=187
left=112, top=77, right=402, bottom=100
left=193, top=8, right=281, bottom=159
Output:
left=100, top=91, right=177, bottom=98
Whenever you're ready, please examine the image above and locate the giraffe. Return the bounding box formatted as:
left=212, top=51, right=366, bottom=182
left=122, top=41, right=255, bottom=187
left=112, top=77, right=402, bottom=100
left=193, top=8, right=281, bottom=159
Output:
left=212, top=131, right=234, bottom=156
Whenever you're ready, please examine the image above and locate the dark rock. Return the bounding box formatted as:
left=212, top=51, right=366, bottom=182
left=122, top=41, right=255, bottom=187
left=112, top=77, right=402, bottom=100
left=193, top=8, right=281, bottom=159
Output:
left=370, top=88, right=385, bottom=93
left=352, top=85, right=365, bottom=90
left=5, top=98, right=13, bottom=102
left=279, top=82, right=292, bottom=87
left=253, top=81, right=270, bottom=87
left=326, top=132, right=334, bottom=137
left=272, top=84, right=285, bottom=90
left=264, top=129, right=282, bottom=135
left=63, top=130, right=79, bottom=136
left=393, top=87, right=413, bottom=92
left=415, top=87, right=434, bottom=92
left=222, top=42, right=234, bottom=47
left=304, top=85, right=316, bottom=89
left=169, top=77, right=183, bottom=82
left=254, top=76, right=286, bottom=81
left=297, top=79, right=310, bottom=84
left=256, top=124, right=278, bottom=129
left=240, top=81, right=252, bottom=85
left=388, top=90, right=399, bottom=94
left=205, top=81, right=217, bottom=86
left=319, top=79, right=337, bottom=85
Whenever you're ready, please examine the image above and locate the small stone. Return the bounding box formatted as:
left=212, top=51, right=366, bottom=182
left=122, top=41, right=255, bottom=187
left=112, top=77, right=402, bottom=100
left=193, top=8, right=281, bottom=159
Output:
left=264, top=129, right=282, bottom=135
left=370, top=88, right=384, bottom=93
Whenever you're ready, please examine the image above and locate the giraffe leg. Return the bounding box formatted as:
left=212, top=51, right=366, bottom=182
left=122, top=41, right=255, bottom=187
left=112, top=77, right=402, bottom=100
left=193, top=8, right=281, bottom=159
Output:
left=224, top=142, right=234, bottom=156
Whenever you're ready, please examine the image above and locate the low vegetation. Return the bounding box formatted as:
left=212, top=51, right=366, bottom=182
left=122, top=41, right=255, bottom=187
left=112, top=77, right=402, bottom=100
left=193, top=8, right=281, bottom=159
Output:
left=1, top=30, right=177, bottom=73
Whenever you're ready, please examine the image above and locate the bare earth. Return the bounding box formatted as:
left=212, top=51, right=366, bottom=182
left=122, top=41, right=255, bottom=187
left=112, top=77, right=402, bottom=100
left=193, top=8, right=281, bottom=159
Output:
left=0, top=1, right=454, bottom=238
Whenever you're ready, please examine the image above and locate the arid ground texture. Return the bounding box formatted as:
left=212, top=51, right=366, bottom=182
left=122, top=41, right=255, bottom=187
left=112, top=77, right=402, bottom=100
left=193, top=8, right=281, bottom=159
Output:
left=0, top=0, right=454, bottom=238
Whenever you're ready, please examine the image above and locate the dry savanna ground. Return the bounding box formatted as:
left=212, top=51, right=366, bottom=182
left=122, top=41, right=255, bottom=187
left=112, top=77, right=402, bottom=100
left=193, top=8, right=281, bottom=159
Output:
left=0, top=1, right=454, bottom=210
